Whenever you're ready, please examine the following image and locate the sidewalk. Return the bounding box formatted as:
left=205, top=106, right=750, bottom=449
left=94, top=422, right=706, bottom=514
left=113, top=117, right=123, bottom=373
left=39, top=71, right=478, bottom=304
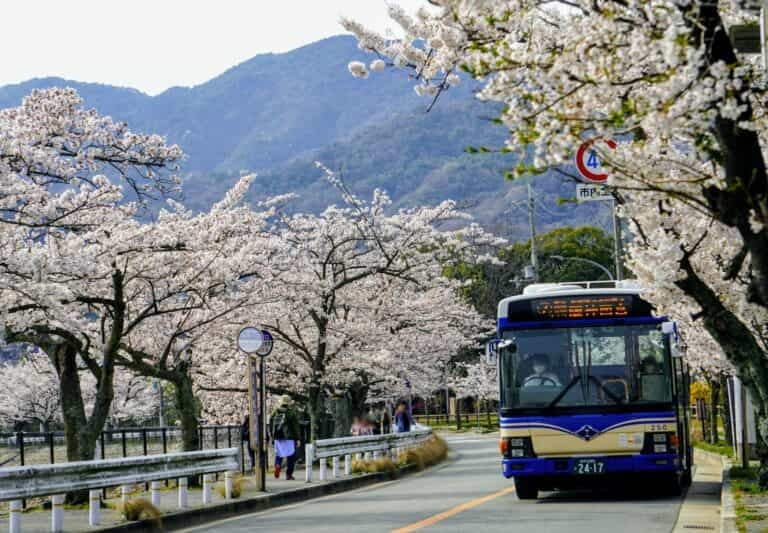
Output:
left=672, top=449, right=724, bottom=533
left=0, top=463, right=368, bottom=533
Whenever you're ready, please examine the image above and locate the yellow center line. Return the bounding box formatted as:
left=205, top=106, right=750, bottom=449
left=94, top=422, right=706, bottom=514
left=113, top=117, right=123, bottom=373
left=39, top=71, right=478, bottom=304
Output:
left=391, top=486, right=517, bottom=533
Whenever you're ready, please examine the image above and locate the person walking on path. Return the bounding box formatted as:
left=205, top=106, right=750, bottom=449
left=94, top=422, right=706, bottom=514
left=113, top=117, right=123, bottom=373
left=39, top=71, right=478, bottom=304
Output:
left=270, top=395, right=301, bottom=480
left=241, top=415, right=256, bottom=471
left=394, top=401, right=413, bottom=433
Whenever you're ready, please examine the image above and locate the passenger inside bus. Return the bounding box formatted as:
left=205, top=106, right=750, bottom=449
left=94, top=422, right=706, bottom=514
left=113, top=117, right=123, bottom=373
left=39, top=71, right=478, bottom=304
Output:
left=522, top=353, right=562, bottom=388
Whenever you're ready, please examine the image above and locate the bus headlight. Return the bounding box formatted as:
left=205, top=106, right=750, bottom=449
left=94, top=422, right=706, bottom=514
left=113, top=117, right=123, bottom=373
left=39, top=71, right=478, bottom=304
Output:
left=502, top=437, right=536, bottom=458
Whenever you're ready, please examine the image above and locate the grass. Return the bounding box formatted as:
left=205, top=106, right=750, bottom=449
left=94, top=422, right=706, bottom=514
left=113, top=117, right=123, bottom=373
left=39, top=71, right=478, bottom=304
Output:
left=727, top=466, right=768, bottom=532
left=693, top=439, right=735, bottom=458
left=119, top=499, right=162, bottom=528
left=351, top=457, right=398, bottom=475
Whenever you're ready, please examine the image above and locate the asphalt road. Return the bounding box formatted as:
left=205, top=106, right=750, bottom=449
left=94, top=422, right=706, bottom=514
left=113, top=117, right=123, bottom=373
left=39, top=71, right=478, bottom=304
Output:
left=180, top=434, right=684, bottom=533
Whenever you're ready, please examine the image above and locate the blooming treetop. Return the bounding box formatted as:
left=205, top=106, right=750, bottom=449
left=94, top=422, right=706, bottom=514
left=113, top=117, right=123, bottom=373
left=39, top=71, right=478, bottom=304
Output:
left=342, top=2, right=768, bottom=431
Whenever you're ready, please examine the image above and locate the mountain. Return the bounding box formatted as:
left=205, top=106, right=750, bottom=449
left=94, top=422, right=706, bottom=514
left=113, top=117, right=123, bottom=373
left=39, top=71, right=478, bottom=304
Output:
left=0, top=35, right=612, bottom=237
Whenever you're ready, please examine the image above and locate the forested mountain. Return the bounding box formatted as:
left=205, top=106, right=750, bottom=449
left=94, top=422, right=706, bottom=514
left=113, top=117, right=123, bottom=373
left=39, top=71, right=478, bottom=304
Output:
left=0, top=35, right=611, bottom=236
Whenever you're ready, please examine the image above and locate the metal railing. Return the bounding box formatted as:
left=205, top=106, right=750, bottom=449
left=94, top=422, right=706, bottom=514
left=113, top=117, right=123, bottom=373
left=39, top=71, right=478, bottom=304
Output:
left=304, top=428, right=433, bottom=482
left=0, top=448, right=239, bottom=533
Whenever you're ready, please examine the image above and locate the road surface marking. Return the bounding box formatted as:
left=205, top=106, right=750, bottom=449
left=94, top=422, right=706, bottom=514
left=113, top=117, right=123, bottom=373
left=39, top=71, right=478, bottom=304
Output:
left=391, top=486, right=516, bottom=532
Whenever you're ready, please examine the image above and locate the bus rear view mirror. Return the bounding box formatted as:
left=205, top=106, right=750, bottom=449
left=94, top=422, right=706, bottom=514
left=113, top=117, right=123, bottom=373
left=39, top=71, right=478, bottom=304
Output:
left=662, top=321, right=684, bottom=358
left=485, top=339, right=515, bottom=366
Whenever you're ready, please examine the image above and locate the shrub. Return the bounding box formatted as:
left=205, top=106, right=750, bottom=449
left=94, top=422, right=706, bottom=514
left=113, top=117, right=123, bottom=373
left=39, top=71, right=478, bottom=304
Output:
left=215, top=475, right=248, bottom=499
left=398, top=436, right=448, bottom=471
left=121, top=499, right=161, bottom=528
left=351, top=456, right=397, bottom=475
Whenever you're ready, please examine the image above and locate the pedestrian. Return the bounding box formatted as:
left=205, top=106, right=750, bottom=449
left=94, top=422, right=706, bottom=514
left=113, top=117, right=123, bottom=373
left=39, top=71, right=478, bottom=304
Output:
left=240, top=414, right=256, bottom=470
left=394, top=401, right=413, bottom=433
left=270, top=395, right=301, bottom=480
left=351, top=415, right=372, bottom=436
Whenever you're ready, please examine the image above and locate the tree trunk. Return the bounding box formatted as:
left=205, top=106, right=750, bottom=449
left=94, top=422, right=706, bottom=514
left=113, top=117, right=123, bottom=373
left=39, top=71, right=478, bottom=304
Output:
left=174, top=372, right=200, bottom=453
left=455, top=397, right=462, bottom=430
left=307, top=381, right=323, bottom=442
left=486, top=399, right=492, bottom=426
left=709, top=378, right=721, bottom=444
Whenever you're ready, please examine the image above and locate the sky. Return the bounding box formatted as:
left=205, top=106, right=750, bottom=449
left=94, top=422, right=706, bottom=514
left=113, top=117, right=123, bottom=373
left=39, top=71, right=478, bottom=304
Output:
left=0, top=0, right=427, bottom=95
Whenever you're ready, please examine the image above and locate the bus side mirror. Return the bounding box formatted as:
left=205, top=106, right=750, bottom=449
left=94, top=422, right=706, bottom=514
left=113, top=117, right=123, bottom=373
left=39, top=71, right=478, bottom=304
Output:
left=662, top=321, right=683, bottom=358
left=485, top=340, right=499, bottom=366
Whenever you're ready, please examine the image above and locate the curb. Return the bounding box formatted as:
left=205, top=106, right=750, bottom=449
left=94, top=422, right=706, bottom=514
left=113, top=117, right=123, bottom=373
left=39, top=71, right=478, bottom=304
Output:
left=721, top=462, right=737, bottom=533
left=98, top=464, right=420, bottom=532
left=694, top=447, right=735, bottom=533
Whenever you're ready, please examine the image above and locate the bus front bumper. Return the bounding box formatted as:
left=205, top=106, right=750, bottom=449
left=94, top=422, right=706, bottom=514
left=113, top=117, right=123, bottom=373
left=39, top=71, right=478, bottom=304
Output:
left=502, top=454, right=679, bottom=479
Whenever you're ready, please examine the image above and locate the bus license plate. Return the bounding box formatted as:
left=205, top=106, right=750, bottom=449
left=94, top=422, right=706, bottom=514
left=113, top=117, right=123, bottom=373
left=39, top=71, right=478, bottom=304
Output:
left=573, top=459, right=605, bottom=474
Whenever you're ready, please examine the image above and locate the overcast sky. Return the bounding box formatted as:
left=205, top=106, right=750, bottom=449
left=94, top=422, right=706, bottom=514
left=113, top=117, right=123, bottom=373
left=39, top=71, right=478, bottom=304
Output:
left=0, top=1, right=427, bottom=95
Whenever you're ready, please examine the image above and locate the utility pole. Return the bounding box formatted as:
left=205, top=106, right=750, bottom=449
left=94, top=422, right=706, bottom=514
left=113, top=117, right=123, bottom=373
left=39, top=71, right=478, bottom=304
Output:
left=527, top=183, right=539, bottom=282
left=611, top=198, right=623, bottom=282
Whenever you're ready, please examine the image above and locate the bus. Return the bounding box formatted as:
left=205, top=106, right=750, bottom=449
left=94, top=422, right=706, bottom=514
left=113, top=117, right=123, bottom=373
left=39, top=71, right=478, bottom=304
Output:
left=487, top=281, right=692, bottom=499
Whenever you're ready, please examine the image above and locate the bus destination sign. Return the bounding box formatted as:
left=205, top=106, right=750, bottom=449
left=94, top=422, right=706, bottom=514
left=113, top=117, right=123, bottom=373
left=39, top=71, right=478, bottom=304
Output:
left=506, top=294, right=652, bottom=322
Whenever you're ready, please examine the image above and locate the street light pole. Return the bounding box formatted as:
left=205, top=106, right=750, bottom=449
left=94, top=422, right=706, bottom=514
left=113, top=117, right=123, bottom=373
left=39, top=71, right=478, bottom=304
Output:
left=527, top=183, right=539, bottom=282
left=611, top=199, right=623, bottom=281
left=550, top=255, right=614, bottom=281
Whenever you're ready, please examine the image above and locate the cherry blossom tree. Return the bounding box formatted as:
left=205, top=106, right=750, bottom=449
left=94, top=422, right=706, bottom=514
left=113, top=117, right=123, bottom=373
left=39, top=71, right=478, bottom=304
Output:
left=0, top=88, right=183, bottom=476
left=113, top=176, right=283, bottom=451
left=0, top=348, right=60, bottom=431
left=450, top=357, right=497, bottom=425
left=0, top=348, right=157, bottom=431
left=195, top=169, right=495, bottom=439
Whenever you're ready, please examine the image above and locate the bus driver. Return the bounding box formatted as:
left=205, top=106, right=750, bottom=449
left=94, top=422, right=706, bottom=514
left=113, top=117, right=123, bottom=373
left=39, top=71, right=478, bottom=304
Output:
left=523, top=353, right=562, bottom=388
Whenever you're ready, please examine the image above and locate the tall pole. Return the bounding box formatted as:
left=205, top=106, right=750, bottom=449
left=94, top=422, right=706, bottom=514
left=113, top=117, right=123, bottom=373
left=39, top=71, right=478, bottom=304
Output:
left=528, top=183, right=539, bottom=281
left=258, top=356, right=267, bottom=492
left=611, top=198, right=623, bottom=281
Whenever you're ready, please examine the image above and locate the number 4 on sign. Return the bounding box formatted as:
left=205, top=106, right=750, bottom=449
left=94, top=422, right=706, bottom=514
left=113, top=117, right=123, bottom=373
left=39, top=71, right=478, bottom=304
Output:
left=586, top=150, right=600, bottom=169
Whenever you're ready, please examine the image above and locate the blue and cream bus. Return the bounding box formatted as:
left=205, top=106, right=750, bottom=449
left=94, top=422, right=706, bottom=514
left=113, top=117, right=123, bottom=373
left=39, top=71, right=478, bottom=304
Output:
left=488, top=281, right=692, bottom=499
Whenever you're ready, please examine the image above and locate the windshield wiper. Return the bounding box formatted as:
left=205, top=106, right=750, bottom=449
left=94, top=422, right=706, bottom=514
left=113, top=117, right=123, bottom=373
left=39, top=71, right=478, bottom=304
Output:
left=547, top=376, right=580, bottom=408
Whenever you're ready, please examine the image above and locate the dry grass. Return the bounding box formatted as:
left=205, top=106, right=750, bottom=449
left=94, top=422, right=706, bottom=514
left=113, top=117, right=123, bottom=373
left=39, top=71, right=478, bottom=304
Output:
left=215, top=475, right=247, bottom=499
left=120, top=498, right=162, bottom=528
left=351, top=456, right=398, bottom=475
left=398, top=436, right=448, bottom=471
left=350, top=436, right=449, bottom=476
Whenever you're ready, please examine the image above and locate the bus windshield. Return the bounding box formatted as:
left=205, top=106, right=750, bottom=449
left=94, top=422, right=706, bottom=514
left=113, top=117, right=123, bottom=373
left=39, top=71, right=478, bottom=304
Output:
left=499, top=324, right=672, bottom=411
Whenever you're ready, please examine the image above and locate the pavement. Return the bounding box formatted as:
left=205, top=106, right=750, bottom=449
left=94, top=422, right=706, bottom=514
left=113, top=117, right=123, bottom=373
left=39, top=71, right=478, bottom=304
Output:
left=175, top=433, right=721, bottom=533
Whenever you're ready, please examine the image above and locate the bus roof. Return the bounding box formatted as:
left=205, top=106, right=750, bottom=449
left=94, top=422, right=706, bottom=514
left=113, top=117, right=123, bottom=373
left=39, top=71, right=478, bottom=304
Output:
left=497, top=280, right=644, bottom=319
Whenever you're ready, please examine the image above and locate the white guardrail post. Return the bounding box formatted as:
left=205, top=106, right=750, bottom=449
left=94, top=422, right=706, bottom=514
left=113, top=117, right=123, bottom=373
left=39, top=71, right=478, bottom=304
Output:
left=224, top=471, right=233, bottom=500
left=305, top=443, right=314, bottom=482
left=9, top=499, right=21, bottom=533
left=51, top=494, right=64, bottom=532
left=332, top=456, right=340, bottom=479
left=202, top=474, right=213, bottom=504
left=178, top=477, right=188, bottom=508
left=89, top=489, right=100, bottom=526
left=344, top=454, right=351, bottom=476
left=150, top=480, right=162, bottom=506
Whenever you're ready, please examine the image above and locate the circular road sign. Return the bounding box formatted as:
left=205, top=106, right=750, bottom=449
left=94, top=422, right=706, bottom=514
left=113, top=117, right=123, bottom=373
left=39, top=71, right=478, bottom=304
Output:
left=575, top=139, right=617, bottom=183
left=255, top=330, right=274, bottom=358
left=238, top=327, right=263, bottom=354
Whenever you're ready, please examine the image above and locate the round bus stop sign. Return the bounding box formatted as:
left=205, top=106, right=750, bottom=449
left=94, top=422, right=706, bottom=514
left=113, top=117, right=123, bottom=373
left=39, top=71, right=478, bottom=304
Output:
left=238, top=327, right=263, bottom=354
left=575, top=139, right=617, bottom=183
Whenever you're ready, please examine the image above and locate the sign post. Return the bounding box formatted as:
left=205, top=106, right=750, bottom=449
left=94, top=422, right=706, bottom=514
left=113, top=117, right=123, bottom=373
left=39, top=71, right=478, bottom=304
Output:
left=574, top=138, right=623, bottom=281
left=238, top=327, right=274, bottom=492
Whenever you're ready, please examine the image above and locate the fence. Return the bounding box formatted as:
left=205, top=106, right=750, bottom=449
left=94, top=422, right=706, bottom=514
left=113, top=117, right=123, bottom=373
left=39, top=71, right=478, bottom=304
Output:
left=413, top=412, right=498, bottom=427
left=0, top=425, right=256, bottom=471
left=304, top=428, right=433, bottom=482
left=0, top=448, right=239, bottom=533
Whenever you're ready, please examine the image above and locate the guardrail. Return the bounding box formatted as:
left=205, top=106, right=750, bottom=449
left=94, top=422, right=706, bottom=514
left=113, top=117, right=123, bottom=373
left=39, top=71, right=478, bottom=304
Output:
left=0, top=447, right=239, bottom=533
left=304, top=428, right=433, bottom=482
